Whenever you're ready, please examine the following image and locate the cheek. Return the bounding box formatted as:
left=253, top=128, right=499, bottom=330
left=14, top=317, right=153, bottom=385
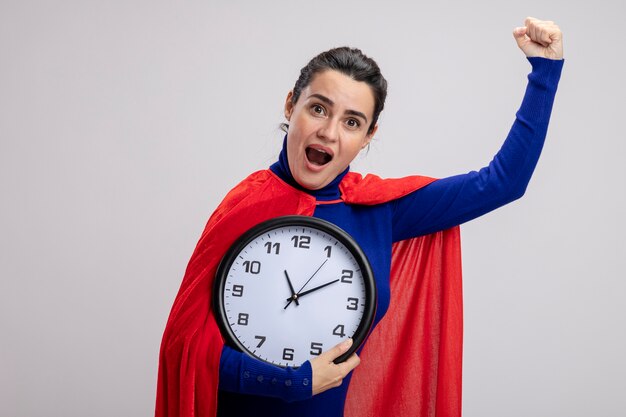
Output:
left=292, top=112, right=317, bottom=135
left=286, top=120, right=304, bottom=147
left=343, top=137, right=368, bottom=158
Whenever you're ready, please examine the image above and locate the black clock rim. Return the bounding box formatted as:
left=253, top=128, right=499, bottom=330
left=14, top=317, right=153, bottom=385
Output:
left=212, top=215, right=377, bottom=368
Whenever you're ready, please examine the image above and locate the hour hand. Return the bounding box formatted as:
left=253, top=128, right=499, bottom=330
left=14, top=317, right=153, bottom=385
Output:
left=284, top=270, right=299, bottom=308
left=289, top=279, right=340, bottom=301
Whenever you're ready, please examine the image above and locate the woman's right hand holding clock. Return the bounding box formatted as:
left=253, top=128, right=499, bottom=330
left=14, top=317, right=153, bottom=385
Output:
left=310, top=338, right=361, bottom=395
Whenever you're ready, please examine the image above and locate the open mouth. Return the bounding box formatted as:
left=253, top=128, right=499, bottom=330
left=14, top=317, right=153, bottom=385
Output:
left=305, top=146, right=333, bottom=166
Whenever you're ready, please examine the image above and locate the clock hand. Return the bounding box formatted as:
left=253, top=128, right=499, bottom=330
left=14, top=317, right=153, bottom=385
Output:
left=296, top=259, right=328, bottom=293
left=284, top=259, right=329, bottom=309
left=284, top=270, right=300, bottom=307
left=286, top=279, right=340, bottom=301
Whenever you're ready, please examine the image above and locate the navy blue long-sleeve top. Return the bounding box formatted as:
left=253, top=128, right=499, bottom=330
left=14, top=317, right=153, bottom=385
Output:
left=217, top=56, right=564, bottom=417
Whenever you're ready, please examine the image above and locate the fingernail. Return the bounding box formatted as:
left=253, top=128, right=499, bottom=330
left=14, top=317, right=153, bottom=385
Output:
left=343, top=338, right=353, bottom=349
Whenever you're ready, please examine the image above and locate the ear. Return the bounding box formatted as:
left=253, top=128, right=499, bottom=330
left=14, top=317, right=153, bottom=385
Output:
left=284, top=91, right=294, bottom=121
left=362, top=124, right=378, bottom=149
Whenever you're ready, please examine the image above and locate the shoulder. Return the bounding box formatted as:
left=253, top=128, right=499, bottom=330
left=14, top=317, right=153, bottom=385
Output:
left=227, top=170, right=274, bottom=198
left=206, top=170, right=275, bottom=227
left=340, top=172, right=438, bottom=205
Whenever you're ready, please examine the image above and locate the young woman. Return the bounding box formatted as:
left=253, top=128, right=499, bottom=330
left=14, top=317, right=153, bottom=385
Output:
left=156, top=17, right=564, bottom=417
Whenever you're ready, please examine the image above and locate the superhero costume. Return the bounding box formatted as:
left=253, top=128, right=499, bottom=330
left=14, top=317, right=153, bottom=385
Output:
left=156, top=56, right=564, bottom=417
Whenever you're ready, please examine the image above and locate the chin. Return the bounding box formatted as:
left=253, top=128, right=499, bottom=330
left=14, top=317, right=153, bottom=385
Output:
left=293, top=173, right=330, bottom=191
left=296, top=178, right=325, bottom=190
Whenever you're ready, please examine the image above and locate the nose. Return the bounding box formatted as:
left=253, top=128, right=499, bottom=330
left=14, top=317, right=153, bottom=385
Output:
left=317, top=119, right=339, bottom=143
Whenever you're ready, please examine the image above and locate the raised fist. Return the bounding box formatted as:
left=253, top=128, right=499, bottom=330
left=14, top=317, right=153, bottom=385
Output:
left=513, top=17, right=564, bottom=60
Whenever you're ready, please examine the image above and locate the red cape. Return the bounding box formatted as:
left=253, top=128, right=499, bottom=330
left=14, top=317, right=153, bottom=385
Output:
left=156, top=170, right=463, bottom=417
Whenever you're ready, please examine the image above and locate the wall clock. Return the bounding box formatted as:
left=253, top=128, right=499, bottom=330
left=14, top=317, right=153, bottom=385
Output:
left=213, top=215, right=376, bottom=368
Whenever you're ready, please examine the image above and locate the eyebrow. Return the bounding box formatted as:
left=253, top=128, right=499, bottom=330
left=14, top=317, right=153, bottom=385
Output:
left=307, top=93, right=369, bottom=123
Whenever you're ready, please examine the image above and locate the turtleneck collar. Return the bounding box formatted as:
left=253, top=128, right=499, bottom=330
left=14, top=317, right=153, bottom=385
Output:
left=269, top=135, right=349, bottom=201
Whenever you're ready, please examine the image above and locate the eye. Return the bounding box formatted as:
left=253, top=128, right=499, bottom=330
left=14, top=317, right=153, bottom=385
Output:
left=310, top=104, right=326, bottom=116
left=346, top=118, right=361, bottom=129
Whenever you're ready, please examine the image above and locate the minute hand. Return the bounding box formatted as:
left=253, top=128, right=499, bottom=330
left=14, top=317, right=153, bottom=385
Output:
left=284, top=259, right=329, bottom=309
left=288, top=279, right=340, bottom=301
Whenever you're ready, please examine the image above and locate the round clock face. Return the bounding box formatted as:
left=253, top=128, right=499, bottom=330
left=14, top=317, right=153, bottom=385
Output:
left=213, top=216, right=376, bottom=368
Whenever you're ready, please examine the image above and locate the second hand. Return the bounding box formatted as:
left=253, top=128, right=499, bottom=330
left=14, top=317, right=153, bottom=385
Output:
left=284, top=258, right=328, bottom=309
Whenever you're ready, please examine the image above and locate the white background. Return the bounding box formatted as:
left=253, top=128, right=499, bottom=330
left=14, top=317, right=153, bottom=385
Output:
left=1, top=1, right=625, bottom=416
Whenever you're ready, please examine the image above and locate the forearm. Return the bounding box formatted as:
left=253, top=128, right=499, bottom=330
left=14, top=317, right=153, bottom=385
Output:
left=219, top=345, right=312, bottom=402
left=392, top=56, right=564, bottom=241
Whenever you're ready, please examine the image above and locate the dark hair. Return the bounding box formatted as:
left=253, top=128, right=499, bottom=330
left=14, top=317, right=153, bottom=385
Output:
left=284, top=47, right=387, bottom=135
